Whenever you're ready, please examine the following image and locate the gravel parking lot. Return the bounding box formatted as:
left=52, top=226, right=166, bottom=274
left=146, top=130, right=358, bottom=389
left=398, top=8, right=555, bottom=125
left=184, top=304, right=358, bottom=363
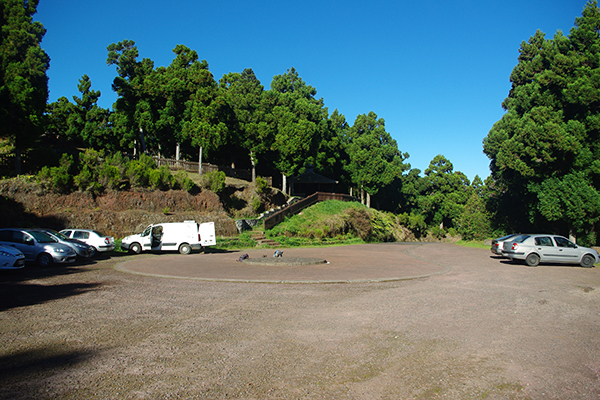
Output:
left=1, top=243, right=599, bottom=399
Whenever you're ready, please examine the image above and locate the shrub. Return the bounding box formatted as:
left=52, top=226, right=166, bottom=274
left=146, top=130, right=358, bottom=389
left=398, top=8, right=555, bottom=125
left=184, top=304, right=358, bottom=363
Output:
left=149, top=166, right=174, bottom=190
left=126, top=159, right=150, bottom=188
left=254, top=176, right=268, bottom=194
left=174, top=170, right=195, bottom=192
left=98, top=164, right=122, bottom=190
left=251, top=195, right=261, bottom=213
left=37, top=153, right=74, bottom=193
left=201, top=171, right=226, bottom=194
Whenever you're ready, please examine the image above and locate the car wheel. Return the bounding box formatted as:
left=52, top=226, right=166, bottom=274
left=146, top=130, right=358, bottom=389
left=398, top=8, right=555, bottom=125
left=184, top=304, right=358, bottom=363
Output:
left=580, top=254, right=595, bottom=268
left=89, top=246, right=97, bottom=257
left=37, top=253, right=53, bottom=267
left=179, top=243, right=192, bottom=255
left=525, top=253, right=540, bottom=267
left=130, top=243, right=142, bottom=254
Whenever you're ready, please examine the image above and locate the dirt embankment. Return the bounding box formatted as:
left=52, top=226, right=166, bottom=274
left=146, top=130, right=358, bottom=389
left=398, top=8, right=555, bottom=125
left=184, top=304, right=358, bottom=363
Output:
left=0, top=179, right=242, bottom=238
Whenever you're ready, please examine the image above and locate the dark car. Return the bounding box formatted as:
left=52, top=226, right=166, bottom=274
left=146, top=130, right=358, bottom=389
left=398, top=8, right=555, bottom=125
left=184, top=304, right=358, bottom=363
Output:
left=38, top=229, right=94, bottom=258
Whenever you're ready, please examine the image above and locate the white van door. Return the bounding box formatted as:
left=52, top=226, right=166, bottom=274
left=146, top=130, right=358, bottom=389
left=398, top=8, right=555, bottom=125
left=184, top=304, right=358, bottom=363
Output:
left=199, top=222, right=216, bottom=246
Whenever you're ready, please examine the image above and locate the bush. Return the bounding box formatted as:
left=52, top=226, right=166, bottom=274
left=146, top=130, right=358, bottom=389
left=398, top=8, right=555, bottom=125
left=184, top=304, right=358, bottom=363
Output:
left=173, top=170, right=195, bottom=192
left=254, top=176, right=268, bottom=194
left=201, top=171, right=226, bottom=194
left=37, top=153, right=74, bottom=193
left=149, top=166, right=174, bottom=190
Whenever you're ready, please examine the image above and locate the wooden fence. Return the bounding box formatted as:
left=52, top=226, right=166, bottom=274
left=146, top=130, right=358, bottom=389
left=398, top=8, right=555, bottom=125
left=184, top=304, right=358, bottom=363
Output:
left=152, top=157, right=255, bottom=182
left=263, top=192, right=358, bottom=230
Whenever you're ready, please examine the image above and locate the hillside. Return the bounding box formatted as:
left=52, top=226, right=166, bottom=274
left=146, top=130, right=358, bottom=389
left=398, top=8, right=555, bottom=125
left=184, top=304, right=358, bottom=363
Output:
left=0, top=175, right=286, bottom=239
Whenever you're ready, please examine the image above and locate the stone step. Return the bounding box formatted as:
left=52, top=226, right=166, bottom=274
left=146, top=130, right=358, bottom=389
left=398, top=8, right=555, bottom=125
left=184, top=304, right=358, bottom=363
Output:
left=256, top=239, right=280, bottom=247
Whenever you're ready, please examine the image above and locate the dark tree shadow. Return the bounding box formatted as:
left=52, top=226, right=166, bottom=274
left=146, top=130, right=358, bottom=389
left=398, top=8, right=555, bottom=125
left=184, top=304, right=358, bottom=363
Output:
left=0, top=346, right=97, bottom=397
left=0, top=266, right=101, bottom=312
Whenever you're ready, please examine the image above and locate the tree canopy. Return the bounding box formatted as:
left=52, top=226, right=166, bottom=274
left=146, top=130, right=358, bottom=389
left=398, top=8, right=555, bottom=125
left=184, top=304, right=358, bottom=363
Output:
left=0, top=0, right=49, bottom=172
left=483, top=0, right=600, bottom=242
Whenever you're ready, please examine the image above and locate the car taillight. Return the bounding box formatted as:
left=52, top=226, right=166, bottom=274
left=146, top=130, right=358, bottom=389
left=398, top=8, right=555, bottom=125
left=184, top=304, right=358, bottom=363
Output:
left=104, top=238, right=109, bottom=244
left=511, top=242, right=519, bottom=250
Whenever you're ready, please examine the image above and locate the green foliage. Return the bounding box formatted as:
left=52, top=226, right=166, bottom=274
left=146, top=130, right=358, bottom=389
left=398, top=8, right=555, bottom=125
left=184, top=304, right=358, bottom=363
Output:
left=268, top=200, right=405, bottom=243
left=254, top=176, right=268, bottom=194
left=345, top=111, right=409, bottom=199
left=0, top=0, right=50, bottom=173
left=201, top=170, right=226, bottom=194
left=37, top=153, right=74, bottom=193
left=483, top=2, right=600, bottom=242
left=36, top=148, right=199, bottom=194
left=251, top=195, right=261, bottom=213
left=173, top=170, right=195, bottom=192
left=149, top=166, right=174, bottom=190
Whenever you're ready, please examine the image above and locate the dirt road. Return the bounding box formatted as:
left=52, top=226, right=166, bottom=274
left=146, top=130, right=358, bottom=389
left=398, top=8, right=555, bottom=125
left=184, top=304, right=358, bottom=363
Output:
left=1, top=243, right=599, bottom=399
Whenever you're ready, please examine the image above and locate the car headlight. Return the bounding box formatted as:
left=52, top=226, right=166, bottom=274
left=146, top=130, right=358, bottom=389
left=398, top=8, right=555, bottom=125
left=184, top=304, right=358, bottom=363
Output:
left=0, top=250, right=15, bottom=258
left=51, top=247, right=65, bottom=253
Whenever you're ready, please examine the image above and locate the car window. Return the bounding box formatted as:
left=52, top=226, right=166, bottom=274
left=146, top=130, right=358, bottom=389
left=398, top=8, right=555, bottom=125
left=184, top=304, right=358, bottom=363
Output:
left=554, top=236, right=576, bottom=248
left=513, top=235, right=530, bottom=243
left=49, top=230, right=69, bottom=240
left=0, top=230, right=12, bottom=242
left=73, top=231, right=88, bottom=239
left=62, top=230, right=72, bottom=237
left=28, top=231, right=56, bottom=243
left=142, top=226, right=152, bottom=237
left=534, top=237, right=554, bottom=246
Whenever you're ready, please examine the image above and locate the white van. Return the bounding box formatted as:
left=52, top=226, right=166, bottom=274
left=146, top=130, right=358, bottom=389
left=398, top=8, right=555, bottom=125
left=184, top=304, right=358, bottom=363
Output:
left=121, top=221, right=216, bottom=255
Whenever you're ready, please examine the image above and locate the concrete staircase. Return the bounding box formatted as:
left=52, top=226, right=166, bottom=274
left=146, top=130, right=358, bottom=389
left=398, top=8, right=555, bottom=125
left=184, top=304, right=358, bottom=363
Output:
left=249, top=230, right=280, bottom=247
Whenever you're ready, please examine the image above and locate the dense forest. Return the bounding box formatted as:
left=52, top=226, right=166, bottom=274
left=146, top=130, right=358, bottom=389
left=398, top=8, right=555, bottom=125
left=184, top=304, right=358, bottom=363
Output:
left=1, top=0, right=600, bottom=245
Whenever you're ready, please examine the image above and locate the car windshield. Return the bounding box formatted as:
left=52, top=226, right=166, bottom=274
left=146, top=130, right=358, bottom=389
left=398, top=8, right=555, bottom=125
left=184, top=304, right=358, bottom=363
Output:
left=28, top=231, right=56, bottom=243
left=497, top=234, right=517, bottom=241
left=47, top=230, right=69, bottom=240
left=513, top=235, right=530, bottom=243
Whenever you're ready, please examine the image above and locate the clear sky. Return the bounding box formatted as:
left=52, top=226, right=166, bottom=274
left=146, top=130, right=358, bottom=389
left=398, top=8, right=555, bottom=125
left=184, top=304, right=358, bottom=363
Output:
left=35, top=0, right=588, bottom=181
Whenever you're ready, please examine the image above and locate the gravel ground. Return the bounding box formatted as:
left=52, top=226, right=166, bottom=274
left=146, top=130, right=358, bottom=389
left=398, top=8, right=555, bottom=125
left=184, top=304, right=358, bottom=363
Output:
left=0, top=243, right=599, bottom=399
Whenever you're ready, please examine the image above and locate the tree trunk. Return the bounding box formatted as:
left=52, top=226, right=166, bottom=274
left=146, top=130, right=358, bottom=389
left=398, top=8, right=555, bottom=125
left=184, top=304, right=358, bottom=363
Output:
left=139, top=128, right=146, bottom=154
left=176, top=142, right=180, bottom=168
left=250, top=150, right=256, bottom=183
left=282, top=173, right=287, bottom=195
left=198, top=146, right=203, bottom=175
left=14, top=149, right=21, bottom=175
left=366, top=192, right=371, bottom=208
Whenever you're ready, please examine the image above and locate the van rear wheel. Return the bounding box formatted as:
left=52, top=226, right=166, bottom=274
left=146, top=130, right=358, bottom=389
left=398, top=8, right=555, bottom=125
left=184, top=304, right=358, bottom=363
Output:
left=179, top=243, right=192, bottom=255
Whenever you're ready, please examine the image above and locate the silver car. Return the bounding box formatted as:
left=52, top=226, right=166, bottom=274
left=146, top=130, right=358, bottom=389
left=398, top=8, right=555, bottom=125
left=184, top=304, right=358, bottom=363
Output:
left=502, top=234, right=600, bottom=267
left=37, top=229, right=94, bottom=258
left=0, top=228, right=77, bottom=267
left=0, top=244, right=26, bottom=270
left=490, top=233, right=520, bottom=255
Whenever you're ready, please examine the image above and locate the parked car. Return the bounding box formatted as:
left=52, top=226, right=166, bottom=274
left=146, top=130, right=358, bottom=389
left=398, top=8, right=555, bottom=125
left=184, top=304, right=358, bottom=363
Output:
left=38, top=229, right=94, bottom=258
left=0, top=228, right=77, bottom=267
left=502, top=234, right=600, bottom=267
left=490, top=234, right=521, bottom=255
left=0, top=244, right=26, bottom=270
left=59, top=229, right=115, bottom=255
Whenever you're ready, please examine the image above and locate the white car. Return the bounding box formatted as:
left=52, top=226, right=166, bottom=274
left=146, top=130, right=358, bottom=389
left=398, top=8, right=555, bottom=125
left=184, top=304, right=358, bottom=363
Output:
left=502, top=234, right=600, bottom=267
left=0, top=244, right=26, bottom=270
left=59, top=229, right=115, bottom=255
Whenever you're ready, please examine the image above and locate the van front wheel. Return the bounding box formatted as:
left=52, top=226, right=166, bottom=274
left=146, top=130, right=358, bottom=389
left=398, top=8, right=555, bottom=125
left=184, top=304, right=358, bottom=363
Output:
left=179, top=243, right=192, bottom=255
left=129, top=243, right=142, bottom=254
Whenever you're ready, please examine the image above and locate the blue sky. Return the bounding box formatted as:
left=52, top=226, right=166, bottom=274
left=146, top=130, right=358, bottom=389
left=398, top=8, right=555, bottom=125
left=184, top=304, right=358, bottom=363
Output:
left=35, top=0, right=587, bottom=181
